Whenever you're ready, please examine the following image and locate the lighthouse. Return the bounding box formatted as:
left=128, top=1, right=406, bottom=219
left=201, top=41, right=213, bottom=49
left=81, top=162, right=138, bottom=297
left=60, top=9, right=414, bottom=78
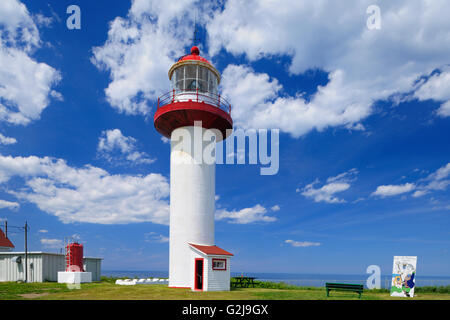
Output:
left=154, top=46, right=234, bottom=291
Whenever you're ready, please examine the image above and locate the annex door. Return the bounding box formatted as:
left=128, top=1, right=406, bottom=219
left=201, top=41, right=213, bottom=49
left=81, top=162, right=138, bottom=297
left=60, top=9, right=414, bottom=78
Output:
left=194, top=258, right=204, bottom=290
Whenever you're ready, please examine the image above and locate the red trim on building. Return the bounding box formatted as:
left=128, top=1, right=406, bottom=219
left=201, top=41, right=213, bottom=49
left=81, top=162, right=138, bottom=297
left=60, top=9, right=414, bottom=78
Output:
left=189, top=243, right=234, bottom=256
left=0, top=229, right=14, bottom=248
left=212, top=258, right=227, bottom=271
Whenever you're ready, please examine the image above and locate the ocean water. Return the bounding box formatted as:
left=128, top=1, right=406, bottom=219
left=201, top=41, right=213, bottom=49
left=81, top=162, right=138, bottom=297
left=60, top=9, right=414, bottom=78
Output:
left=102, top=270, right=450, bottom=289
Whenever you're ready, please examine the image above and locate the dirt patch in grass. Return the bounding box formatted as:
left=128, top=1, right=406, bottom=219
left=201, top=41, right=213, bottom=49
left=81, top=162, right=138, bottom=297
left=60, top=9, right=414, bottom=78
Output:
left=19, top=293, right=50, bottom=299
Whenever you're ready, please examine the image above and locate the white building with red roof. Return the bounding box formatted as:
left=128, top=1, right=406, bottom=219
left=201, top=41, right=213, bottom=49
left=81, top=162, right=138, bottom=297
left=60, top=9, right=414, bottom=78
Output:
left=189, top=244, right=233, bottom=291
left=0, top=229, right=14, bottom=252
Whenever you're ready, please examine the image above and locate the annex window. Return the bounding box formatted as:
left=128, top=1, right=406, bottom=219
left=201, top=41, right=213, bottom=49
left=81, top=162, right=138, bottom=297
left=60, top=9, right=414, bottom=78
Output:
left=212, top=258, right=227, bottom=271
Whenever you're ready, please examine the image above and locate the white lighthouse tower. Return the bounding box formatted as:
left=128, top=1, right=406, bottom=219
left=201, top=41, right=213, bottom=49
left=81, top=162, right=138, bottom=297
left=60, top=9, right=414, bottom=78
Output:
left=154, top=46, right=233, bottom=291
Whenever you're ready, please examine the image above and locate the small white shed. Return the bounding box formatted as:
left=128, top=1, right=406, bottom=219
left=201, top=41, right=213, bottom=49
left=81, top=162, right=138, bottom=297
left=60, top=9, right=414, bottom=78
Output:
left=188, top=243, right=233, bottom=291
left=0, top=252, right=102, bottom=282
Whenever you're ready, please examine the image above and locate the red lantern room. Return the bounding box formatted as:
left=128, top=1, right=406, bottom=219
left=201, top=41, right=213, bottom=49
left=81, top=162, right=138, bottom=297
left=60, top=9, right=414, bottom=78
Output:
left=65, top=242, right=84, bottom=272
left=154, top=46, right=233, bottom=141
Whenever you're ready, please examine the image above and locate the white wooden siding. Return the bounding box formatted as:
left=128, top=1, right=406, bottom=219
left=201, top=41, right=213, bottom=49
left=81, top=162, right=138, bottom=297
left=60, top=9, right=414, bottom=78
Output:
left=206, top=255, right=230, bottom=291
left=0, top=252, right=102, bottom=282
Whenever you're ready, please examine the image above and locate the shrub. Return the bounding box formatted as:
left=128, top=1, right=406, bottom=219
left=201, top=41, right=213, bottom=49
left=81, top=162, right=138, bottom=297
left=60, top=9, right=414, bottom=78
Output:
left=415, top=285, right=450, bottom=294
left=251, top=281, right=304, bottom=290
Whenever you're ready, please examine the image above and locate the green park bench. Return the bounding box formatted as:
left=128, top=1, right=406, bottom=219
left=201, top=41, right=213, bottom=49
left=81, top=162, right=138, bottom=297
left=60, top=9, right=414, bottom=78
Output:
left=325, top=282, right=364, bottom=299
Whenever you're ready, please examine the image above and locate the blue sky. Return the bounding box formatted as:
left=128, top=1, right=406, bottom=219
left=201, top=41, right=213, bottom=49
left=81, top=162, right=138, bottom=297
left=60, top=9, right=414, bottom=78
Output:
left=0, top=0, right=449, bottom=276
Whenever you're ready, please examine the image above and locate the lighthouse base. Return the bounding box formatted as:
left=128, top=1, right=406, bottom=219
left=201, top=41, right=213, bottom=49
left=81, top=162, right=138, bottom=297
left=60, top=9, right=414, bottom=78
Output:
left=58, top=271, right=92, bottom=284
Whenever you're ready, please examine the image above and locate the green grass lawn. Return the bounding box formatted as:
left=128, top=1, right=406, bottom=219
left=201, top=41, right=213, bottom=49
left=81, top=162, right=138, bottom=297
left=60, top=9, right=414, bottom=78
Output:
left=1, top=279, right=449, bottom=300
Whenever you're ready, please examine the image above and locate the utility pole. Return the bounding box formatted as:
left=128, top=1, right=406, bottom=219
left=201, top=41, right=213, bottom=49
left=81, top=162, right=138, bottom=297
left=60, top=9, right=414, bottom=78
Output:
left=3, top=221, right=30, bottom=283
left=24, top=221, right=28, bottom=283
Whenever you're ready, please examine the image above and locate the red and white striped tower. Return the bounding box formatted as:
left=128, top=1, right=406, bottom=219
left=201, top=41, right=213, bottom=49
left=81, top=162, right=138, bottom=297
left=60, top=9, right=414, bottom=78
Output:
left=154, top=46, right=232, bottom=288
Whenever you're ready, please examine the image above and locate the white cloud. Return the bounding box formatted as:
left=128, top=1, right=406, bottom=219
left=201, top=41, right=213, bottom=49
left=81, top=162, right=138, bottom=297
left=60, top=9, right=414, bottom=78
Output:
left=161, top=136, right=170, bottom=144
left=222, top=65, right=372, bottom=138
left=352, top=197, right=366, bottom=203
left=326, top=169, right=358, bottom=184
left=371, top=183, right=416, bottom=198
left=271, top=205, right=280, bottom=211
left=0, top=0, right=39, bottom=49
left=216, top=204, right=277, bottom=224
left=91, top=0, right=205, bottom=115
left=302, top=181, right=350, bottom=204
left=71, top=233, right=81, bottom=241
left=373, top=163, right=450, bottom=198
left=0, top=154, right=170, bottom=224
left=91, top=0, right=450, bottom=135
left=414, top=67, right=450, bottom=117
left=209, top=1, right=450, bottom=136
left=414, top=69, right=450, bottom=101
left=437, top=101, right=450, bottom=117
left=413, top=163, right=450, bottom=196
left=0, top=199, right=19, bottom=210
left=33, top=13, right=53, bottom=28
left=0, top=133, right=17, bottom=145
left=97, top=129, right=155, bottom=165
left=412, top=190, right=428, bottom=198
left=426, top=163, right=450, bottom=187
left=0, top=0, right=61, bottom=125
left=40, top=238, right=62, bottom=249
left=38, top=229, right=48, bottom=233
left=285, top=240, right=321, bottom=248
left=300, top=169, right=357, bottom=203
left=98, top=129, right=135, bottom=154
left=144, top=232, right=169, bottom=243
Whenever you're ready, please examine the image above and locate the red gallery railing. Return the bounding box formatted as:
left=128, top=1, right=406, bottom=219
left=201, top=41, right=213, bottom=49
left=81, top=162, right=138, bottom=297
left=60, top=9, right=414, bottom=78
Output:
left=157, top=89, right=232, bottom=115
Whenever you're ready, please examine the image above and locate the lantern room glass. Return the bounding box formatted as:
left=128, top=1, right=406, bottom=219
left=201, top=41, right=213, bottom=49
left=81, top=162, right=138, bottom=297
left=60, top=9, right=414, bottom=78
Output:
left=172, top=65, right=218, bottom=94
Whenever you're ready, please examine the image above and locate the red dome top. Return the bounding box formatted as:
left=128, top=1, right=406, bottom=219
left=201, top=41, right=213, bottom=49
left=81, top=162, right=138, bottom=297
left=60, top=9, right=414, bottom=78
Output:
left=178, top=46, right=210, bottom=64
left=191, top=46, right=199, bottom=55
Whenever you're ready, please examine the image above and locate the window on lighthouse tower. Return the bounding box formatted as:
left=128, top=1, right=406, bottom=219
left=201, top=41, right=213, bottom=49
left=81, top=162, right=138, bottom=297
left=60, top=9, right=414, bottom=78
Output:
left=172, top=65, right=218, bottom=95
